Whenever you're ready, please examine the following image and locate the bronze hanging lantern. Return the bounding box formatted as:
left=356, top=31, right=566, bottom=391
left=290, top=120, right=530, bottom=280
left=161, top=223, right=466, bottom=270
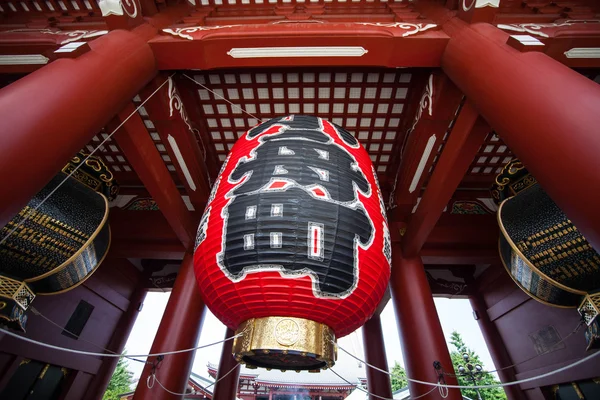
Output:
left=492, top=159, right=600, bottom=350
left=0, top=153, right=116, bottom=332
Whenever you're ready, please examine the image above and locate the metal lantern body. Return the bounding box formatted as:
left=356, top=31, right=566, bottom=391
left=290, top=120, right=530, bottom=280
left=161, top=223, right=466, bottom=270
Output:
left=0, top=154, right=114, bottom=331
left=493, top=159, right=600, bottom=350
left=194, top=116, right=391, bottom=370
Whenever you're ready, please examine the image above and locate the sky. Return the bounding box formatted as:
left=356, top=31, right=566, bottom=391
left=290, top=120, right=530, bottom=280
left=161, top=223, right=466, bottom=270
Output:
left=124, top=291, right=497, bottom=385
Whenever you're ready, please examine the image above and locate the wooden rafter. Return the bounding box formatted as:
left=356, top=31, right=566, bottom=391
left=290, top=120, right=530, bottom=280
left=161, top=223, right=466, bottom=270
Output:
left=402, top=101, right=489, bottom=257
left=137, top=74, right=211, bottom=211
left=112, top=103, right=196, bottom=250
left=389, top=72, right=463, bottom=220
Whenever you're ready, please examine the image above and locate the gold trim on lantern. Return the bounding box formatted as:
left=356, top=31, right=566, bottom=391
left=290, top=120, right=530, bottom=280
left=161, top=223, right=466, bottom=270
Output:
left=498, top=239, right=575, bottom=309
left=0, top=276, right=35, bottom=310
left=25, top=194, right=109, bottom=284
left=578, top=293, right=600, bottom=326
left=232, top=316, right=336, bottom=370
left=36, top=227, right=111, bottom=296
left=497, top=199, right=586, bottom=296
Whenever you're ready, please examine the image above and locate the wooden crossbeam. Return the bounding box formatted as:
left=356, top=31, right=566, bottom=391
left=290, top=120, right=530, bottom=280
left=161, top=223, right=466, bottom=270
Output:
left=391, top=72, right=464, bottom=219
left=138, top=74, right=211, bottom=212
left=401, top=101, right=489, bottom=257
left=112, top=103, right=196, bottom=250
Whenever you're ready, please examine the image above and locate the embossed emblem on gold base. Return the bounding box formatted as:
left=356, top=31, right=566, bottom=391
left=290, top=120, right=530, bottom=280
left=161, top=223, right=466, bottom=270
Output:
left=232, top=316, right=336, bottom=372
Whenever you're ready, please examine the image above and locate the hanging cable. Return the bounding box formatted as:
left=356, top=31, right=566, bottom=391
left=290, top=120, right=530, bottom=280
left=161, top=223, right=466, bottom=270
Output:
left=333, top=338, right=600, bottom=389
left=484, top=319, right=585, bottom=375
left=329, top=368, right=437, bottom=400
left=0, top=326, right=242, bottom=359
left=0, top=74, right=175, bottom=247
left=150, top=359, right=240, bottom=396
left=443, top=319, right=585, bottom=377
left=29, top=307, right=149, bottom=365
left=337, top=319, right=583, bottom=378
left=336, top=342, right=391, bottom=376
left=182, top=73, right=265, bottom=123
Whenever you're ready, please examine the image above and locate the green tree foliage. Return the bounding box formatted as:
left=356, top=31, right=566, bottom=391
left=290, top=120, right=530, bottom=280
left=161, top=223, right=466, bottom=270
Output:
left=103, top=357, right=134, bottom=400
left=449, top=331, right=507, bottom=400
left=390, top=361, right=408, bottom=391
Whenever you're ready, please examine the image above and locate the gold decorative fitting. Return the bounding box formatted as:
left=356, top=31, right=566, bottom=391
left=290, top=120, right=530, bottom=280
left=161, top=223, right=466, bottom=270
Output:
left=0, top=275, right=35, bottom=310
left=578, top=292, right=600, bottom=326
left=62, top=152, right=119, bottom=200
left=232, top=316, right=337, bottom=371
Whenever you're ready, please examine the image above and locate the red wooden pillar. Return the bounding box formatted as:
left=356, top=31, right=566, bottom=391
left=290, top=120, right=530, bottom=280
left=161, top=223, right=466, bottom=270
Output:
left=469, top=292, right=525, bottom=400
left=212, top=328, right=241, bottom=400
left=87, top=274, right=148, bottom=400
left=389, top=244, right=462, bottom=399
left=362, top=313, right=393, bottom=400
left=442, top=21, right=600, bottom=251
left=134, top=253, right=206, bottom=399
left=0, top=30, right=156, bottom=228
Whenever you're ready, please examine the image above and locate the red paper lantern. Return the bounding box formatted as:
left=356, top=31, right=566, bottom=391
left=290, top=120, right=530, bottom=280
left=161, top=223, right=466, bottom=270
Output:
left=194, top=116, right=390, bottom=370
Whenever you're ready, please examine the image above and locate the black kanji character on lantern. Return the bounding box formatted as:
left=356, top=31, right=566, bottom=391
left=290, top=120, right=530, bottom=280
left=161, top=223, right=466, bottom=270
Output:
left=220, top=116, right=374, bottom=297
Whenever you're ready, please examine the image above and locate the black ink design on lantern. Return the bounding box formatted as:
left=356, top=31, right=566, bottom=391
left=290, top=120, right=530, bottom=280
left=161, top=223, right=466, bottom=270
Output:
left=218, top=116, right=375, bottom=298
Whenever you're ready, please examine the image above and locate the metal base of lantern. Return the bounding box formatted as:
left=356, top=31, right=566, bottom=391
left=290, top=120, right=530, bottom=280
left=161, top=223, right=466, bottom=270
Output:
left=579, top=292, right=600, bottom=351
left=232, top=316, right=336, bottom=372
left=0, top=275, right=35, bottom=332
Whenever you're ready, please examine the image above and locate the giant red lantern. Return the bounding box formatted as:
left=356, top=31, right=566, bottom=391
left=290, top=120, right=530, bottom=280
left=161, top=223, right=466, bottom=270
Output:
left=194, top=115, right=391, bottom=370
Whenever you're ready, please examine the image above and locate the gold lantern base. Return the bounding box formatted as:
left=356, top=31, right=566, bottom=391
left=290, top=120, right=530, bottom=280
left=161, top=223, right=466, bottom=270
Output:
left=232, top=316, right=337, bottom=372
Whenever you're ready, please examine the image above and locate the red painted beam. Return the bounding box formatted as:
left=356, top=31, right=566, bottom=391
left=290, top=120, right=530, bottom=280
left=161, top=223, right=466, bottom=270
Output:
left=390, top=243, right=462, bottom=400
left=391, top=73, right=464, bottom=219
left=149, top=24, right=449, bottom=69
left=113, top=103, right=196, bottom=250
left=139, top=74, right=211, bottom=211
left=134, top=253, right=207, bottom=400
left=0, top=30, right=156, bottom=228
left=428, top=4, right=600, bottom=251
left=109, top=209, right=187, bottom=259
left=362, top=314, right=393, bottom=400
left=175, top=74, right=221, bottom=182
left=402, top=102, right=488, bottom=257
left=212, top=328, right=241, bottom=400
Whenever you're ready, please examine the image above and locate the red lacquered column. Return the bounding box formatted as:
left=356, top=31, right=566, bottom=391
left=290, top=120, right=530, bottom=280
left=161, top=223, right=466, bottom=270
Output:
left=0, top=29, right=156, bottom=228
left=390, top=244, right=462, bottom=399
left=362, top=313, right=393, bottom=400
left=469, top=293, right=525, bottom=400
left=442, top=21, right=600, bottom=251
left=212, top=328, right=241, bottom=400
left=134, top=253, right=206, bottom=399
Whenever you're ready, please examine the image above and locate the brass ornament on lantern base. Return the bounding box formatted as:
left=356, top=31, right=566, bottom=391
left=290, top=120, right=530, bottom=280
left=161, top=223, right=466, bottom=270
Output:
left=232, top=316, right=337, bottom=372
left=0, top=276, right=35, bottom=332
left=578, top=292, right=600, bottom=351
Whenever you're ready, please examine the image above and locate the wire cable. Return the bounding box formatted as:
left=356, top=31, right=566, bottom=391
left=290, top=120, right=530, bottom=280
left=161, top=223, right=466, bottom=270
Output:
left=183, top=73, right=265, bottom=123
left=486, top=320, right=584, bottom=374
left=334, top=340, right=600, bottom=390
left=0, top=325, right=242, bottom=359
left=329, top=368, right=437, bottom=400
left=150, top=361, right=240, bottom=396
left=29, top=306, right=149, bottom=365
left=0, top=74, right=175, bottom=247
left=337, top=319, right=583, bottom=378
left=443, top=320, right=584, bottom=377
